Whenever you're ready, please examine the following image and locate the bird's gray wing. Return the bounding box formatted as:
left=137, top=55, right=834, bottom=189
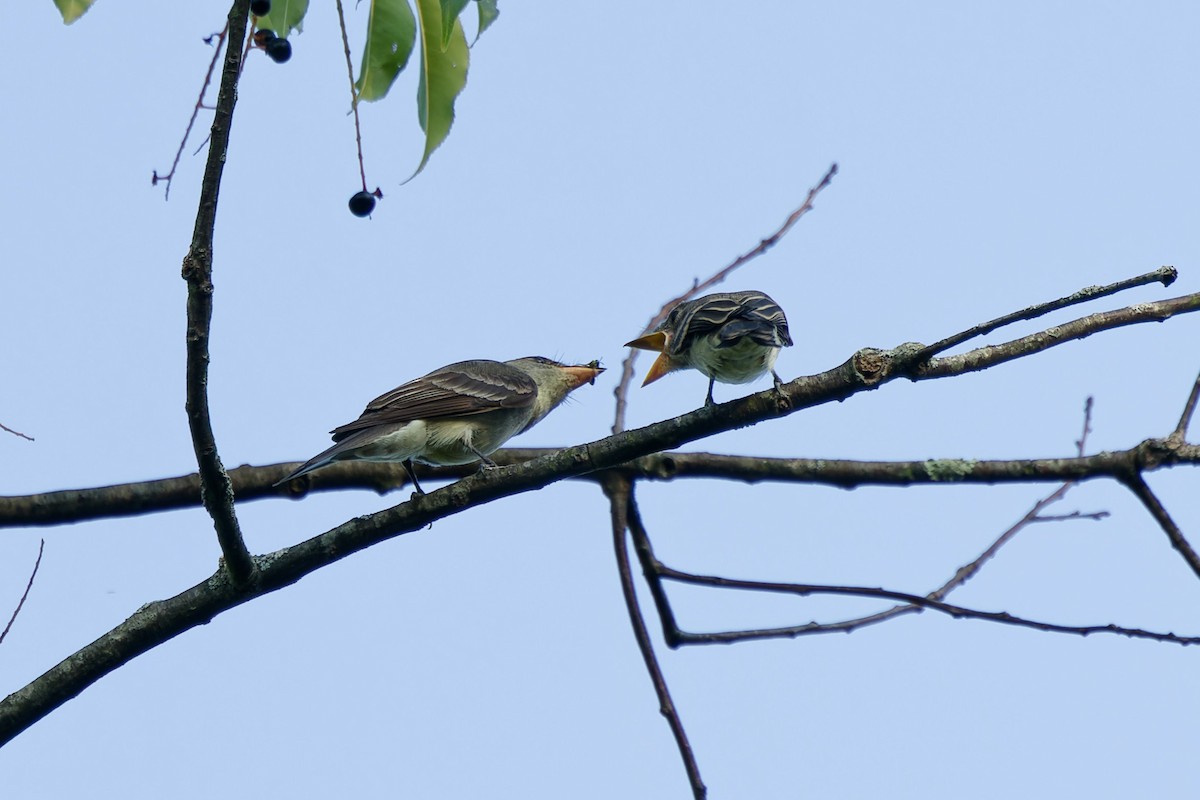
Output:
left=330, top=360, right=537, bottom=441
left=670, top=291, right=793, bottom=353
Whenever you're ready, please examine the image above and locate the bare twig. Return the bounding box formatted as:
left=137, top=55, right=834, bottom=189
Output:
left=1120, top=472, right=1200, bottom=581
left=909, top=266, right=1177, bottom=364
left=601, top=476, right=706, bottom=800
left=914, top=292, right=1200, bottom=379
left=642, top=397, right=1103, bottom=639
left=797, top=483, right=1082, bottom=636
left=0, top=421, right=34, bottom=442
left=335, top=0, right=370, bottom=192
left=1077, top=396, right=1094, bottom=453
left=770, top=397, right=1101, bottom=634
left=0, top=539, right=44, bottom=645
left=612, top=163, right=838, bottom=434
left=181, top=0, right=255, bottom=583
left=654, top=564, right=1200, bottom=646
left=152, top=24, right=229, bottom=200
left=1031, top=510, right=1109, bottom=523
left=1171, top=370, right=1200, bottom=442
left=625, top=486, right=683, bottom=647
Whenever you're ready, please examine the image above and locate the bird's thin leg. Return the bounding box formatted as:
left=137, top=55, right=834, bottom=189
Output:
left=468, top=445, right=499, bottom=469
left=705, top=378, right=716, bottom=407
left=401, top=458, right=426, bottom=495
left=771, top=370, right=791, bottom=407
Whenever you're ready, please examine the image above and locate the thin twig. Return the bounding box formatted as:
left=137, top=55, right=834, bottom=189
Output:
left=181, top=0, right=255, bottom=583
left=335, top=0, right=369, bottom=191
left=0, top=539, right=44, bottom=645
left=636, top=462, right=1080, bottom=641
left=915, top=292, right=1200, bottom=379
left=152, top=25, right=230, bottom=200
left=662, top=397, right=1100, bottom=638
left=655, top=565, right=1200, bottom=646
left=1077, top=395, right=1094, bottom=454
left=602, top=475, right=706, bottom=800
left=802, top=397, right=1098, bottom=632
left=1171, top=370, right=1200, bottom=442
left=0, top=421, right=34, bottom=442
left=612, top=163, right=838, bottom=434
left=909, top=266, right=1177, bottom=365
left=625, top=486, right=684, bottom=647
left=1031, top=510, right=1109, bottom=523
left=1120, top=472, right=1200, bottom=581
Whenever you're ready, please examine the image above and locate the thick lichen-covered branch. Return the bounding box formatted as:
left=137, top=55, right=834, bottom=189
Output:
left=181, top=0, right=254, bottom=583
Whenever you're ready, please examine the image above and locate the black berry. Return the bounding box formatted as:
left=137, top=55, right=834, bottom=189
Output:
left=250, top=0, right=271, bottom=16
left=265, top=37, right=292, bottom=63
left=348, top=191, right=376, bottom=217
left=253, top=28, right=277, bottom=46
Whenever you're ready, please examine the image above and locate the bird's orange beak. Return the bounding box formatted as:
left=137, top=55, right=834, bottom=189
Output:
left=625, top=331, right=675, bottom=387
left=563, top=361, right=606, bottom=387
left=625, top=331, right=668, bottom=352
left=639, top=352, right=676, bottom=386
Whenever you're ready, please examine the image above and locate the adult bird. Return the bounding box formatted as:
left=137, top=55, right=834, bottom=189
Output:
left=277, top=357, right=604, bottom=493
left=625, top=290, right=792, bottom=406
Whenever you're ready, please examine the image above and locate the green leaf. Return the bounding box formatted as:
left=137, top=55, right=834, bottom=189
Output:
left=439, top=0, right=470, bottom=48
left=475, top=0, right=499, bottom=41
left=355, top=0, right=417, bottom=102
left=54, top=0, right=96, bottom=24
left=255, top=0, right=309, bottom=38
left=410, top=0, right=469, bottom=179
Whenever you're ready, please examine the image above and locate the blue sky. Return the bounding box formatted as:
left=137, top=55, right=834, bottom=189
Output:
left=3, top=2, right=1200, bottom=798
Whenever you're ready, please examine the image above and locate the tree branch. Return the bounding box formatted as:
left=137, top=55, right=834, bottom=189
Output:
left=3, top=283, right=1199, bottom=744
left=910, top=266, right=1177, bottom=363
left=151, top=23, right=229, bottom=199
left=1119, top=472, right=1200, bottom=581
left=0, top=540, right=44, bottom=645
left=4, top=439, right=1200, bottom=529
left=602, top=476, right=706, bottom=799
left=625, top=490, right=684, bottom=648
left=912, top=292, right=1200, bottom=379
left=1171, top=370, right=1200, bottom=442
left=181, top=0, right=255, bottom=584
left=0, top=421, right=34, bottom=442
left=769, top=399, right=1103, bottom=635
left=653, top=565, right=1200, bottom=646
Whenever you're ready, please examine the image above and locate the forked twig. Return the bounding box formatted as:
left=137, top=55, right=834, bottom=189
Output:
left=1120, top=472, right=1200, bottom=581
left=909, top=266, right=1177, bottom=365
left=656, top=565, right=1200, bottom=646
left=628, top=398, right=1111, bottom=641
left=626, top=491, right=684, bottom=647
left=1172, top=370, right=1200, bottom=442
left=152, top=24, right=230, bottom=200
left=602, top=476, right=706, bottom=800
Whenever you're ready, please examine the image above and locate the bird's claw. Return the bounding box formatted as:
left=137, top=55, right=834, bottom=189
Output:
left=772, top=373, right=791, bottom=409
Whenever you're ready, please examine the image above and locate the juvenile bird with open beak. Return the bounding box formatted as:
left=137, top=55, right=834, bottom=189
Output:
left=626, top=290, right=792, bottom=406
left=277, top=357, right=604, bottom=493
